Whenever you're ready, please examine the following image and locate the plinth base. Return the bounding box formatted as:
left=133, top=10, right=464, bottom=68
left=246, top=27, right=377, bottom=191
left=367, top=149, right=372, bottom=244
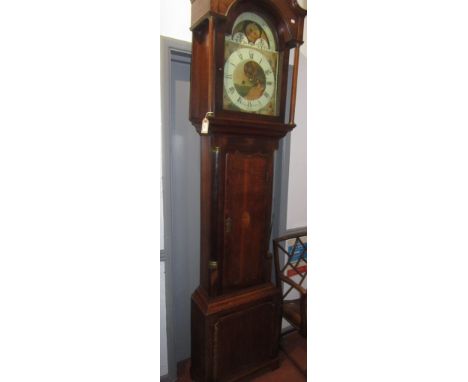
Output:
left=190, top=283, right=281, bottom=382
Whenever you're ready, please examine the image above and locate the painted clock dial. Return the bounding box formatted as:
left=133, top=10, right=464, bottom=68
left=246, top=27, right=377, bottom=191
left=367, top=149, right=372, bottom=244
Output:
left=223, top=12, right=279, bottom=116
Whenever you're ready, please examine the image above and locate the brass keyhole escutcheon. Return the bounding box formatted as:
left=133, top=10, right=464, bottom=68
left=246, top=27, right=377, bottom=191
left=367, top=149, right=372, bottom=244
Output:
left=225, top=217, right=232, bottom=233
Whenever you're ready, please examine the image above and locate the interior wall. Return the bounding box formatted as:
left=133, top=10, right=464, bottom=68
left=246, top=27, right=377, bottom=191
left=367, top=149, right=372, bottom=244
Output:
left=159, top=2, right=190, bottom=377
left=286, top=18, right=307, bottom=230
left=160, top=262, right=168, bottom=375
left=160, top=1, right=192, bottom=42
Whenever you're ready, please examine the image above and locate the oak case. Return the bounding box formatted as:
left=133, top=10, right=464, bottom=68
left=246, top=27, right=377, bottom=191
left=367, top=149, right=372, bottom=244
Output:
left=189, top=1, right=306, bottom=380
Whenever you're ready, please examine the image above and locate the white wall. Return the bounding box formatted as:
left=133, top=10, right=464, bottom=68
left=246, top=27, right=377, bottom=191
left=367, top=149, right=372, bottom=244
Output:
left=161, top=1, right=191, bottom=42
left=286, top=18, right=307, bottom=230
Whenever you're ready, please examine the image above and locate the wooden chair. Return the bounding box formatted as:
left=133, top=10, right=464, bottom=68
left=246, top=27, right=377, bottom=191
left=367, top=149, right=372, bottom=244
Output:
left=273, top=230, right=307, bottom=338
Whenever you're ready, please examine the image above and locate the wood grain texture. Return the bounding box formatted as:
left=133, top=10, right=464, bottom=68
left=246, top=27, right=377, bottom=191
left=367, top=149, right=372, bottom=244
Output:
left=222, top=151, right=272, bottom=291
left=179, top=333, right=306, bottom=381
left=189, top=1, right=306, bottom=380
left=191, top=0, right=306, bottom=44
left=189, top=0, right=306, bottom=129
left=191, top=284, right=281, bottom=381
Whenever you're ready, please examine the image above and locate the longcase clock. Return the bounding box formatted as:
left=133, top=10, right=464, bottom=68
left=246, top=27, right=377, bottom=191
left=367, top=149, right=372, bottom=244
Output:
left=189, top=1, right=306, bottom=380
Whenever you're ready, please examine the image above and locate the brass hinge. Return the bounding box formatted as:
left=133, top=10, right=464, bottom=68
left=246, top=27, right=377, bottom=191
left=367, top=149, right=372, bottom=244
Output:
left=208, top=260, right=218, bottom=270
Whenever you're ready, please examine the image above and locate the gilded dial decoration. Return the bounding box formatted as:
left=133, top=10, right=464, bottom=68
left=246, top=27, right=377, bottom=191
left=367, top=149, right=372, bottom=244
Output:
left=224, top=46, right=275, bottom=112
left=223, top=12, right=279, bottom=116
left=231, top=12, right=277, bottom=51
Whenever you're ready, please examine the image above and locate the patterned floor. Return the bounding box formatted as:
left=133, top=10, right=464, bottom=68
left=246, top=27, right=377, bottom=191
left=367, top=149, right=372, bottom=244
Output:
left=177, top=331, right=306, bottom=381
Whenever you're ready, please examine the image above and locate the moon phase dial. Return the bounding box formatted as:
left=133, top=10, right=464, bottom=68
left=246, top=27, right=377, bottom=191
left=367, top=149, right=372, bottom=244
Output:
left=223, top=12, right=279, bottom=116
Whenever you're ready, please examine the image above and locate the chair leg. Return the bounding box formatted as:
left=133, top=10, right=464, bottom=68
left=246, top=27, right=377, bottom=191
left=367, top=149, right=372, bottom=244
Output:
left=279, top=332, right=307, bottom=378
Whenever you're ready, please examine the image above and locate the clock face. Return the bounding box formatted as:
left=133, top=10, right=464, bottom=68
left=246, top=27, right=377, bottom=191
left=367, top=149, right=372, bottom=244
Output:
left=223, top=12, right=279, bottom=116
left=224, top=45, right=276, bottom=113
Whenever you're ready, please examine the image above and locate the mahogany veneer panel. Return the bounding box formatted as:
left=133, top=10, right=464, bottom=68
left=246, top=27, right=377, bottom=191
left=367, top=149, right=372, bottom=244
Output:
left=222, top=151, right=272, bottom=290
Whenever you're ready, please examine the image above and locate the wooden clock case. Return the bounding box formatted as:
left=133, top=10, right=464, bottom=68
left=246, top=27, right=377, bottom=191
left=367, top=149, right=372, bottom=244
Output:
left=188, top=1, right=306, bottom=381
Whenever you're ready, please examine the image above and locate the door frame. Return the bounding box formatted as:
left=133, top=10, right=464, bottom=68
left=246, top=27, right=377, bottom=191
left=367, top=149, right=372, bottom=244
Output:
left=161, top=36, right=192, bottom=382
left=160, top=36, right=291, bottom=381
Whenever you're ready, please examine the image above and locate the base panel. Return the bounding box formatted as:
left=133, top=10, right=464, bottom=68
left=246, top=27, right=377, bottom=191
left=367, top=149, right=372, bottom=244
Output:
left=191, top=283, right=281, bottom=382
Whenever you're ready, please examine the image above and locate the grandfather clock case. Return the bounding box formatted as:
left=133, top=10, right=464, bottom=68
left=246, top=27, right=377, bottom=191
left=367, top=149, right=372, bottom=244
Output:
left=188, top=1, right=306, bottom=380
